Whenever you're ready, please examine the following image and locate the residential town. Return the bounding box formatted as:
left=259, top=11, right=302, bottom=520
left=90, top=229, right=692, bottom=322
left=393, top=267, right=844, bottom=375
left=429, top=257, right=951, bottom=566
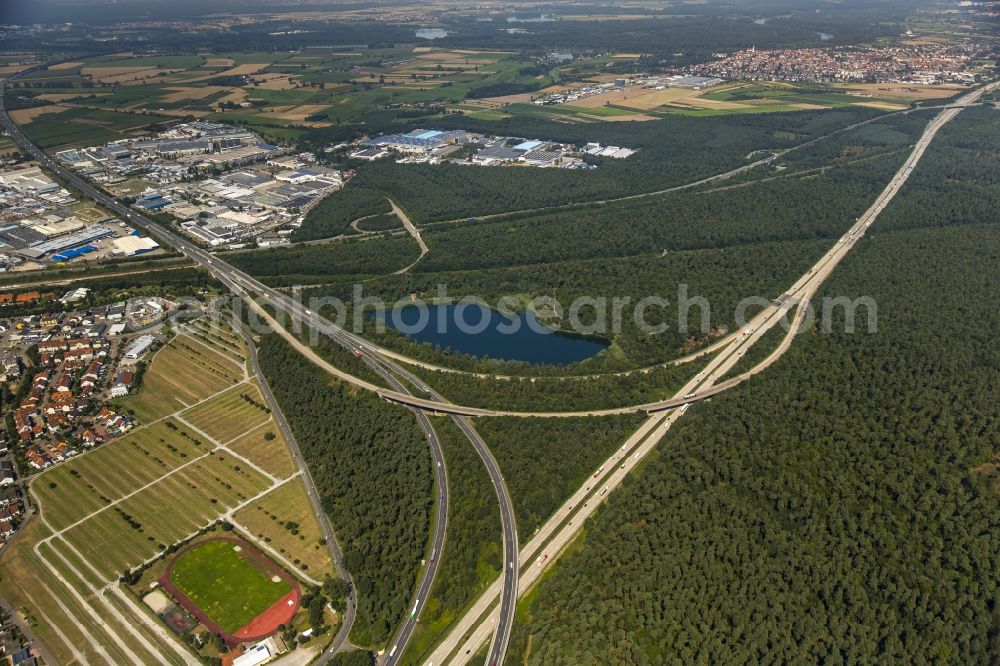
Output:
left=688, top=42, right=985, bottom=84
left=0, top=293, right=191, bottom=550
left=350, top=128, right=635, bottom=167
left=0, top=607, right=39, bottom=666
left=55, top=123, right=345, bottom=248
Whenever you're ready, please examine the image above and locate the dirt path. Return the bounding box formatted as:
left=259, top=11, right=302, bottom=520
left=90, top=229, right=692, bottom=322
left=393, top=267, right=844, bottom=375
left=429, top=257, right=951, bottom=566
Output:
left=389, top=198, right=428, bottom=275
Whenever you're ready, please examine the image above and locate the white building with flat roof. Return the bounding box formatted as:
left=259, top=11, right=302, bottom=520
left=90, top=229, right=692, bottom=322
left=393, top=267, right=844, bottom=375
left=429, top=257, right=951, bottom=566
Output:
left=125, top=335, right=156, bottom=360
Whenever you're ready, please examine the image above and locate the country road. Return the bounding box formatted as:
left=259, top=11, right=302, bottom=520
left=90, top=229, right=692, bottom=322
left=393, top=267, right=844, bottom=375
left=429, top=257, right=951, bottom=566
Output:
left=390, top=198, right=429, bottom=275
left=234, top=317, right=359, bottom=665
left=0, top=71, right=993, bottom=666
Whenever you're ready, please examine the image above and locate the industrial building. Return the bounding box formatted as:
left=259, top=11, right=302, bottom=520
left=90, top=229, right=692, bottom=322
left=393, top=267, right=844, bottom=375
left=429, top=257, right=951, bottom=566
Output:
left=124, top=335, right=156, bottom=360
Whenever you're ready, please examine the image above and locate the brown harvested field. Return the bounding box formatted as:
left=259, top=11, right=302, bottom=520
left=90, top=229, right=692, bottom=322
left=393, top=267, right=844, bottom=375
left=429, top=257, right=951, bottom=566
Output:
left=178, top=63, right=268, bottom=84
left=48, top=61, right=84, bottom=70
left=255, top=75, right=301, bottom=91
left=216, top=64, right=269, bottom=76
left=259, top=104, right=330, bottom=122
left=9, top=104, right=70, bottom=124
left=566, top=83, right=735, bottom=111
left=81, top=65, right=151, bottom=77
left=610, top=87, right=705, bottom=109
left=235, top=477, right=335, bottom=576
left=34, top=418, right=212, bottom=530
left=0, top=520, right=122, bottom=666
left=578, top=112, right=656, bottom=122
left=832, top=82, right=967, bottom=100
left=180, top=383, right=271, bottom=444
left=204, top=58, right=235, bottom=67
left=792, top=102, right=832, bottom=110
left=82, top=67, right=186, bottom=84
left=228, top=425, right=295, bottom=479
left=119, top=335, right=243, bottom=421
left=160, top=85, right=231, bottom=103
left=854, top=101, right=908, bottom=111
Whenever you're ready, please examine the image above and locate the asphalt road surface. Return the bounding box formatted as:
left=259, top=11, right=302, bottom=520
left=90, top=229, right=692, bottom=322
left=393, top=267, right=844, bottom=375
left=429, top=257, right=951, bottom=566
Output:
left=234, top=316, right=358, bottom=665
left=2, top=78, right=993, bottom=666
left=423, top=81, right=999, bottom=664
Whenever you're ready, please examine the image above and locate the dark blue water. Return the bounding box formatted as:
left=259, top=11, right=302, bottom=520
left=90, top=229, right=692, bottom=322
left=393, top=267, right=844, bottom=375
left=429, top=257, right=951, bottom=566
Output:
left=370, top=303, right=608, bottom=365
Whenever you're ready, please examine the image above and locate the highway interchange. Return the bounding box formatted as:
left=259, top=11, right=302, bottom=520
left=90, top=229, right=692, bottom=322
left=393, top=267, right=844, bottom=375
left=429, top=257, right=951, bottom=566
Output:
left=1, top=78, right=995, bottom=665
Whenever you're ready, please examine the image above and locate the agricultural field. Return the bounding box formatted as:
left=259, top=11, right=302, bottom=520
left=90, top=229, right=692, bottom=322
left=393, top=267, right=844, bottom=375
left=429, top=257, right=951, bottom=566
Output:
left=233, top=477, right=335, bottom=576
left=119, top=328, right=245, bottom=422
left=168, top=538, right=293, bottom=634
left=536, top=80, right=959, bottom=121
left=5, top=46, right=550, bottom=138
left=34, top=418, right=213, bottom=531
left=58, top=448, right=271, bottom=579
left=10, top=104, right=174, bottom=149
left=180, top=384, right=271, bottom=443
left=0, top=314, right=334, bottom=665
left=227, top=425, right=297, bottom=479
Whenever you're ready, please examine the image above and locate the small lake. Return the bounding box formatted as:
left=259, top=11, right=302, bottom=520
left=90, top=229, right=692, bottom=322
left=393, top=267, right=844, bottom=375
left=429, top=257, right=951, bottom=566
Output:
left=415, top=28, right=449, bottom=40
left=370, top=303, right=608, bottom=365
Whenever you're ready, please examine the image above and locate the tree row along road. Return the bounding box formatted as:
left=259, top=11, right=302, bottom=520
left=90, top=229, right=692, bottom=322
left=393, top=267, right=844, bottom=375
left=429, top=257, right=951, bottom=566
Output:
left=233, top=315, right=358, bottom=666
left=422, top=81, right=999, bottom=665
left=0, top=79, right=992, bottom=666
left=0, top=80, right=519, bottom=666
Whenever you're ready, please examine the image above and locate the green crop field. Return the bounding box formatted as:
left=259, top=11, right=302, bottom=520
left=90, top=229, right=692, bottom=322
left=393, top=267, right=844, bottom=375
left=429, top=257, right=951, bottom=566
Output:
left=170, top=539, right=292, bottom=633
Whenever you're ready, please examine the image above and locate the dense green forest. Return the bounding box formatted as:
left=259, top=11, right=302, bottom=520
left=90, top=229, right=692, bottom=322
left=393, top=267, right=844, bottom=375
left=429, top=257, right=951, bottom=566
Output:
left=227, top=234, right=419, bottom=286
left=476, top=415, right=645, bottom=541
left=256, top=332, right=432, bottom=648
left=356, top=214, right=403, bottom=233
left=296, top=106, right=884, bottom=235
left=416, top=359, right=700, bottom=412
left=401, top=417, right=502, bottom=665
left=281, top=149, right=907, bottom=374
left=875, top=105, right=1000, bottom=234
left=306, top=237, right=822, bottom=374
left=327, top=651, right=374, bottom=666
left=503, top=222, right=1000, bottom=663
left=292, top=188, right=392, bottom=242
left=408, top=152, right=902, bottom=272
left=231, top=135, right=920, bottom=376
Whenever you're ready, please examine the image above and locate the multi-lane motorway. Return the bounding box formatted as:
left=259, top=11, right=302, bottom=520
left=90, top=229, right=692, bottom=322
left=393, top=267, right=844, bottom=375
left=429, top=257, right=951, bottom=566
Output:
left=423, top=80, right=999, bottom=664
left=2, top=77, right=993, bottom=665
left=0, top=81, right=521, bottom=664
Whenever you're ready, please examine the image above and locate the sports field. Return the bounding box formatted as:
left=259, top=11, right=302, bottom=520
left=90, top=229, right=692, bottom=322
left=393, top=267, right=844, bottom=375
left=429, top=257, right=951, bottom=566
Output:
left=168, top=538, right=293, bottom=634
